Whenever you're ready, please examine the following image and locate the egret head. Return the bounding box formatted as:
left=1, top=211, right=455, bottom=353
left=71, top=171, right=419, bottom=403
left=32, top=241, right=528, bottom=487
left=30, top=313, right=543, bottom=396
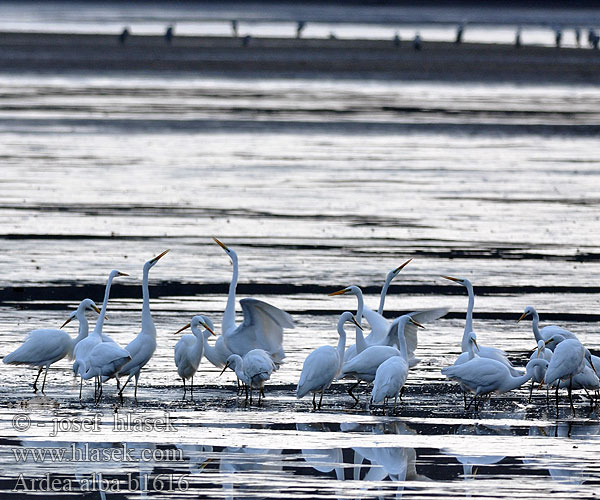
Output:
left=387, top=259, right=412, bottom=281
left=535, top=339, right=545, bottom=357
left=518, top=306, right=535, bottom=323
left=145, top=249, right=170, bottom=270
left=441, top=275, right=469, bottom=287
left=468, top=331, right=479, bottom=351
left=61, top=298, right=101, bottom=328
left=329, top=285, right=360, bottom=297
left=220, top=354, right=242, bottom=375
left=213, top=237, right=237, bottom=263
left=175, top=315, right=216, bottom=336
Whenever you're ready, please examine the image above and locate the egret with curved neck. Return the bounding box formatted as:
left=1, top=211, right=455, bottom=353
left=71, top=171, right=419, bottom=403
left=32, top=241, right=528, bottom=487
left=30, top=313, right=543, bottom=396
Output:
left=174, top=315, right=216, bottom=399
left=329, top=286, right=366, bottom=358
left=118, top=250, right=169, bottom=401
left=213, top=238, right=294, bottom=365
left=3, top=298, right=101, bottom=393
left=518, top=305, right=578, bottom=349
left=297, top=311, right=361, bottom=410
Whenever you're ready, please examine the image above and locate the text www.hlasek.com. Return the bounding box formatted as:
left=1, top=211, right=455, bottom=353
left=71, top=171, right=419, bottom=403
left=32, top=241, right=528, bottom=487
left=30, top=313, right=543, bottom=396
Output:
left=12, top=443, right=183, bottom=463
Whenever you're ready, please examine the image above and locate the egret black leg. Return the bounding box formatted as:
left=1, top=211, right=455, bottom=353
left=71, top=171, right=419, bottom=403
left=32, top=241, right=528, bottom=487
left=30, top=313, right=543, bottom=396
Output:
left=568, top=377, right=575, bottom=415
left=318, top=391, right=324, bottom=410
left=348, top=381, right=360, bottom=406
left=182, top=379, right=187, bottom=400
left=32, top=367, right=43, bottom=393
left=312, top=392, right=316, bottom=411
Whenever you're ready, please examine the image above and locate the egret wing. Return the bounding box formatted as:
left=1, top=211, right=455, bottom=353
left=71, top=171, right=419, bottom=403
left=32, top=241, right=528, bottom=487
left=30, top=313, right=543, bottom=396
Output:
left=227, top=298, right=294, bottom=363
left=362, top=306, right=389, bottom=343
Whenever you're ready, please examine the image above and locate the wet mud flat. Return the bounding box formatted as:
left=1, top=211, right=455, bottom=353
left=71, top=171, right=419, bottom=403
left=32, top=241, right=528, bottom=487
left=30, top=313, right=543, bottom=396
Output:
left=0, top=371, right=599, bottom=499
left=1, top=31, right=600, bottom=84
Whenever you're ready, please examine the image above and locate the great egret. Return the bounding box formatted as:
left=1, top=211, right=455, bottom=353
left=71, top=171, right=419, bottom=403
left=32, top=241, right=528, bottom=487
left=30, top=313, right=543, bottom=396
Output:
left=3, top=298, right=101, bottom=393
left=442, top=276, right=520, bottom=375
left=214, top=238, right=294, bottom=365
left=527, top=339, right=553, bottom=402
left=296, top=311, right=361, bottom=410
left=338, top=315, right=424, bottom=404
left=441, top=356, right=549, bottom=410
left=371, top=356, right=408, bottom=413
left=361, top=261, right=412, bottom=343
left=221, top=349, right=276, bottom=404
left=518, top=306, right=579, bottom=350
left=73, top=270, right=127, bottom=400
left=174, top=315, right=216, bottom=399
left=81, top=342, right=131, bottom=404
left=117, top=249, right=169, bottom=401
left=329, top=286, right=367, bottom=361
left=543, top=335, right=595, bottom=413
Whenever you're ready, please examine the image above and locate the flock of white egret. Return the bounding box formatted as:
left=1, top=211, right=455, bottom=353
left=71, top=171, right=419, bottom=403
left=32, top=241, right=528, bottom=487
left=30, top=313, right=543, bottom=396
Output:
left=2, top=238, right=599, bottom=414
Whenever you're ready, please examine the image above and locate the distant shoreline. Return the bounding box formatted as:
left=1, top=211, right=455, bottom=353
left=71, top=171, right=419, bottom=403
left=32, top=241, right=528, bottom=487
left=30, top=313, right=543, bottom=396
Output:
left=0, top=31, right=599, bottom=83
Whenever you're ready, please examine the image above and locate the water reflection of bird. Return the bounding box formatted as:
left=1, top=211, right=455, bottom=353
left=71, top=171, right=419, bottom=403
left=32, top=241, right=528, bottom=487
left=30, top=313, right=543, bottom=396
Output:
left=442, top=276, right=520, bottom=375
left=174, top=315, right=216, bottom=399
left=118, top=250, right=169, bottom=401
left=3, top=298, right=100, bottom=393
left=296, top=311, right=360, bottom=410
left=213, top=238, right=294, bottom=366
left=296, top=423, right=344, bottom=480
left=221, top=349, right=275, bottom=404
left=518, top=305, right=578, bottom=350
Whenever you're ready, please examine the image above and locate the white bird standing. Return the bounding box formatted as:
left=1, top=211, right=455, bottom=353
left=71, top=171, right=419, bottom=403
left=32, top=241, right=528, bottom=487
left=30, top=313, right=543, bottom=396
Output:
left=221, top=349, right=276, bottom=405
left=329, top=286, right=367, bottom=362
left=543, top=335, right=595, bottom=414
left=81, top=342, right=131, bottom=404
left=213, top=238, right=294, bottom=365
left=518, top=305, right=579, bottom=350
left=338, top=315, right=424, bottom=405
left=527, top=339, right=553, bottom=402
left=442, top=276, right=520, bottom=375
left=73, top=270, right=127, bottom=400
left=3, top=298, right=101, bottom=393
left=296, top=311, right=361, bottom=410
left=442, top=356, right=549, bottom=411
left=361, top=260, right=412, bottom=343
left=117, top=249, right=169, bottom=401
left=371, top=354, right=408, bottom=413
left=174, top=315, right=216, bottom=399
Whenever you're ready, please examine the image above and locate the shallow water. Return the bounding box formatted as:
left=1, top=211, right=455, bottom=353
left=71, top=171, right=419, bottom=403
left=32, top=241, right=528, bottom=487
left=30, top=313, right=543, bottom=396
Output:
left=1, top=60, right=600, bottom=497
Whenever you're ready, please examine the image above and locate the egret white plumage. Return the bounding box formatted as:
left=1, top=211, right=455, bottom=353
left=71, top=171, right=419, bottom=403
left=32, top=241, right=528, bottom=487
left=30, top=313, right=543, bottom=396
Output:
left=3, top=298, right=101, bottom=393
left=329, top=286, right=367, bottom=362
left=213, top=238, right=294, bottom=365
left=370, top=355, right=408, bottom=412
left=527, top=339, right=553, bottom=402
left=442, top=356, right=549, bottom=410
left=221, top=349, right=276, bottom=404
left=338, top=315, right=424, bottom=405
left=82, top=342, right=131, bottom=404
left=73, top=270, right=127, bottom=400
left=296, top=311, right=361, bottom=410
left=174, top=315, right=216, bottom=399
left=117, top=249, right=169, bottom=401
left=518, top=306, right=578, bottom=350
left=543, top=335, right=595, bottom=414
left=361, top=260, right=412, bottom=343
left=442, top=276, right=520, bottom=375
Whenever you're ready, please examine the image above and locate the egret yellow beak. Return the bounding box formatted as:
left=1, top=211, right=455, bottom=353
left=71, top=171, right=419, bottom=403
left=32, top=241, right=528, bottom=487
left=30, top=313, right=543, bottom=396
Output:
left=350, top=316, right=363, bottom=330
left=329, top=288, right=350, bottom=296
left=201, top=322, right=216, bottom=336
left=150, top=249, right=170, bottom=263
left=117, top=272, right=129, bottom=277
left=394, top=259, right=413, bottom=273
left=544, top=338, right=553, bottom=345
left=92, top=305, right=102, bottom=314
left=175, top=323, right=191, bottom=335
left=220, top=362, right=230, bottom=376
left=213, top=237, right=229, bottom=251
left=473, top=338, right=479, bottom=351
left=409, top=318, right=425, bottom=329
left=441, top=275, right=461, bottom=283
left=517, top=311, right=529, bottom=323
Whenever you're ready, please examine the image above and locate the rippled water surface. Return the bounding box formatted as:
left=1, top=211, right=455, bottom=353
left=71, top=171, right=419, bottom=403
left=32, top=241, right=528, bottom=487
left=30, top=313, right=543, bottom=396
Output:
left=0, top=65, right=599, bottom=499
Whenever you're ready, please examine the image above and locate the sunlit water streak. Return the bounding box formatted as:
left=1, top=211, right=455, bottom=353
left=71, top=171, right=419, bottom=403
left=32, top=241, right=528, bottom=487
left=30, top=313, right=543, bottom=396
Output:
left=0, top=69, right=599, bottom=498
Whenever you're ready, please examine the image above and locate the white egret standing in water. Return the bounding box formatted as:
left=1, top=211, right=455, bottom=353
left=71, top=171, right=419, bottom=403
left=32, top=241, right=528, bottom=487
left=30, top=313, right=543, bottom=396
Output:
left=518, top=306, right=578, bottom=350
left=296, top=311, right=361, bottom=410
left=73, top=270, right=127, bottom=400
left=3, top=298, right=101, bottom=393
left=213, top=238, right=294, bottom=365
left=442, top=356, right=549, bottom=410
left=221, top=349, right=276, bottom=405
left=442, top=276, right=520, bottom=374
left=339, top=315, right=424, bottom=405
left=527, top=339, right=553, bottom=402
left=174, top=315, right=216, bottom=399
left=117, top=249, right=169, bottom=401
